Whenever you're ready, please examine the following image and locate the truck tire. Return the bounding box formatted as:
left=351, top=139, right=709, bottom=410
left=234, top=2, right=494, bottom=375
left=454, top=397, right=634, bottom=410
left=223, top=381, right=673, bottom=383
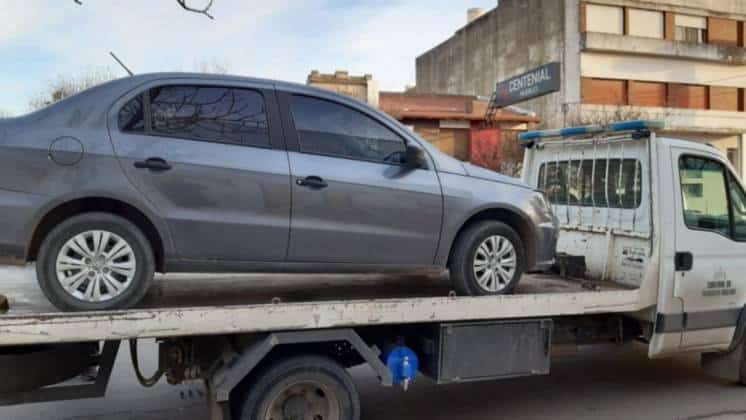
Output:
left=236, top=355, right=360, bottom=420
left=449, top=220, right=525, bottom=296
left=36, top=212, right=155, bottom=312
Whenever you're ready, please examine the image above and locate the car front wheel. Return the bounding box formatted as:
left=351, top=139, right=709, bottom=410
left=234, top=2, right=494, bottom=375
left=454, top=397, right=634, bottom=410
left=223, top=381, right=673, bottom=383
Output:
left=449, top=220, right=525, bottom=296
left=36, top=212, right=155, bottom=311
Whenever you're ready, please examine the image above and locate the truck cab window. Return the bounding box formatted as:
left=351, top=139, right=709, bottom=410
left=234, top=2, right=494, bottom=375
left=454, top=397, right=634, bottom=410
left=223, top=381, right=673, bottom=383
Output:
left=728, top=176, right=746, bottom=241
left=679, top=156, right=729, bottom=236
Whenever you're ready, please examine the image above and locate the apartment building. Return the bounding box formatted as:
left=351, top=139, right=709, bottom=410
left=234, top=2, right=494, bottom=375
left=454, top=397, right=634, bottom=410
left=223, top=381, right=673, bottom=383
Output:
left=416, top=0, right=746, bottom=177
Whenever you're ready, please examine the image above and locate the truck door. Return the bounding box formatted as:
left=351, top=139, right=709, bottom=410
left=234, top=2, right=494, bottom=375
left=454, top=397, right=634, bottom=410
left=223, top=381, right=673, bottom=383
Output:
left=668, top=147, right=746, bottom=349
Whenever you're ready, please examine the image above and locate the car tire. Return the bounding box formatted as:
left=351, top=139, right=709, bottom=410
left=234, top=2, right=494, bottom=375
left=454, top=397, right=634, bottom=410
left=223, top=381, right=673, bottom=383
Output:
left=36, top=212, right=155, bottom=312
left=236, top=355, right=360, bottom=420
left=449, top=220, right=525, bottom=296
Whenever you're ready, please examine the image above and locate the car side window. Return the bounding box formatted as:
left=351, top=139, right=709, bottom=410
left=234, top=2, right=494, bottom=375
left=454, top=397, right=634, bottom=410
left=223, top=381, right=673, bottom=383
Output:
left=118, top=94, right=145, bottom=132
left=289, top=95, right=407, bottom=164
left=679, top=155, right=730, bottom=236
left=148, top=85, right=270, bottom=147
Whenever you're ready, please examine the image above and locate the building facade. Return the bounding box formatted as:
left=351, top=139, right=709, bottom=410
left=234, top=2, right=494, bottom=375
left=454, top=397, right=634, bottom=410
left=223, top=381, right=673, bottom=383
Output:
left=307, top=70, right=379, bottom=108
left=416, top=0, right=746, bottom=177
left=379, top=91, right=538, bottom=167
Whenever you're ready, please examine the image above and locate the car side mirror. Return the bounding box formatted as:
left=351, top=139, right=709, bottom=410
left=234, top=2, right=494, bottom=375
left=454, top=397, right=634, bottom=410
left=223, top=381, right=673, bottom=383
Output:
left=405, top=145, right=425, bottom=169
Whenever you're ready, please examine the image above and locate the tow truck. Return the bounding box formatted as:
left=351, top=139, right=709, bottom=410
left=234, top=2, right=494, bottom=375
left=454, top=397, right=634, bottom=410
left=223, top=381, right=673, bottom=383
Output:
left=1, top=120, right=745, bottom=420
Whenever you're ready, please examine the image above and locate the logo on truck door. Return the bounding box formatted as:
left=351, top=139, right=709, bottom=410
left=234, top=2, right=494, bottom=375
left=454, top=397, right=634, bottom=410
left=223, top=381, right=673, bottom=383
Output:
left=703, top=267, right=736, bottom=296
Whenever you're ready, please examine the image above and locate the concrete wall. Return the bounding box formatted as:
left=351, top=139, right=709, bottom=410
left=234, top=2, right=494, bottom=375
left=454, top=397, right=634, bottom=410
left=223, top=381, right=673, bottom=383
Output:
left=416, top=0, right=569, bottom=127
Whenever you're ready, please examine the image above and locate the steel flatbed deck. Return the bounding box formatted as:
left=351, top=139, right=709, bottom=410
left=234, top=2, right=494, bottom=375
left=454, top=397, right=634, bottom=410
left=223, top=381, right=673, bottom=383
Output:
left=0, top=267, right=641, bottom=346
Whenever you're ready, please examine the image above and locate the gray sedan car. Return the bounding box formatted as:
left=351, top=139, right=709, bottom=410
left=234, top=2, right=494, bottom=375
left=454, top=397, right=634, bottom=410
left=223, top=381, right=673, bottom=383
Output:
left=0, top=73, right=558, bottom=311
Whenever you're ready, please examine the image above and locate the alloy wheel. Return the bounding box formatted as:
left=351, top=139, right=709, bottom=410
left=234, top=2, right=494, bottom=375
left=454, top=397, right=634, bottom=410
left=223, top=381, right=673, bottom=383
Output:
left=472, top=235, right=517, bottom=293
left=54, top=230, right=137, bottom=303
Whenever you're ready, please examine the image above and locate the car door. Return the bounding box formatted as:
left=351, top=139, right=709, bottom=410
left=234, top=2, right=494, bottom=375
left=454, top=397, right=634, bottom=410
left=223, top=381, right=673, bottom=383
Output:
left=670, top=148, right=746, bottom=349
left=279, top=92, right=442, bottom=266
left=108, top=80, right=291, bottom=263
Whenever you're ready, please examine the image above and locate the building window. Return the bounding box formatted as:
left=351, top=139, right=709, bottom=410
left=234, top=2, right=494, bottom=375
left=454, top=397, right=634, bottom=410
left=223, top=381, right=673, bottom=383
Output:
left=628, top=81, right=667, bottom=108
left=675, top=14, right=707, bottom=43
left=668, top=84, right=708, bottom=110
left=581, top=78, right=627, bottom=106
left=586, top=4, right=624, bottom=35
left=628, top=9, right=664, bottom=39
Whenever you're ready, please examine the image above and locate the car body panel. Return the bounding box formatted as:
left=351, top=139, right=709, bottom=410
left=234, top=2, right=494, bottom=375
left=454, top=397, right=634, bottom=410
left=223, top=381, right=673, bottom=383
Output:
left=286, top=151, right=443, bottom=265
left=433, top=172, right=557, bottom=270
left=106, top=78, right=291, bottom=263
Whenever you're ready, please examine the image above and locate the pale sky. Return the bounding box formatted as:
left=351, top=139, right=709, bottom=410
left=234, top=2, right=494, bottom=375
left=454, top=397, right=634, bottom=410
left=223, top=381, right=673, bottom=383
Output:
left=0, top=0, right=496, bottom=116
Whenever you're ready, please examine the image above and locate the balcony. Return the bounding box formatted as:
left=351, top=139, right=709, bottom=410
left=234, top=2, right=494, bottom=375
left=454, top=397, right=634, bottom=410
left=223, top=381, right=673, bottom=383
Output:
left=569, top=103, right=746, bottom=135
left=581, top=32, right=746, bottom=65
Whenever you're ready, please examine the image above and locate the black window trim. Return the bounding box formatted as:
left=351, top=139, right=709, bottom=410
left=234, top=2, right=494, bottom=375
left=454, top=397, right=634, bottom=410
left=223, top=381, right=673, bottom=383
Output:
left=537, top=158, right=644, bottom=210
left=118, top=84, right=275, bottom=151
left=677, top=153, right=746, bottom=242
left=285, top=93, right=414, bottom=168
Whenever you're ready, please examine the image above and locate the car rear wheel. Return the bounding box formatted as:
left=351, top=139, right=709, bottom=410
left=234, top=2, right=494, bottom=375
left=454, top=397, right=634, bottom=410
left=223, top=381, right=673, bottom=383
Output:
left=449, top=220, right=525, bottom=296
left=36, top=212, right=155, bottom=311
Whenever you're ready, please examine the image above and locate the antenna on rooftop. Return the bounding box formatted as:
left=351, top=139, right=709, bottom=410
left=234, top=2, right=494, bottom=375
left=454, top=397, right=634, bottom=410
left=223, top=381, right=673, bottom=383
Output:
left=109, top=51, right=134, bottom=76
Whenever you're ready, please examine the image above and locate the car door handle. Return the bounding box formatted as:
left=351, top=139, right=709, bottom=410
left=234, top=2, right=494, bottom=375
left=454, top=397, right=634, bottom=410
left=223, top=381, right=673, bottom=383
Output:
left=134, top=158, right=172, bottom=171
left=296, top=176, right=328, bottom=189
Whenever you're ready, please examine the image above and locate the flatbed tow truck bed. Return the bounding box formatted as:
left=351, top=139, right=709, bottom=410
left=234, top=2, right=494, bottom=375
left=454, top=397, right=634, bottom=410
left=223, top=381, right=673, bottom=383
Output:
left=0, top=270, right=639, bottom=346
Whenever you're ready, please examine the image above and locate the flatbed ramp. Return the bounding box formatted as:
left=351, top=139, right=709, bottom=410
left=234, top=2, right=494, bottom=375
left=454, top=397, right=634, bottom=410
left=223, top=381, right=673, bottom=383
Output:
left=0, top=269, right=641, bottom=346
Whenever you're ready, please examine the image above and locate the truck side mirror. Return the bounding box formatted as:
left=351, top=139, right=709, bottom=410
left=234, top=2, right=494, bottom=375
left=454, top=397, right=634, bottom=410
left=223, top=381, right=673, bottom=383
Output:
left=405, top=145, right=425, bottom=169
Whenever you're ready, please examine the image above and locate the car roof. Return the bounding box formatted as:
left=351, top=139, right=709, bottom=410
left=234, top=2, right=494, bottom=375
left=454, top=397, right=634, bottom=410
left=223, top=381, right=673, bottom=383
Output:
left=103, top=72, right=347, bottom=100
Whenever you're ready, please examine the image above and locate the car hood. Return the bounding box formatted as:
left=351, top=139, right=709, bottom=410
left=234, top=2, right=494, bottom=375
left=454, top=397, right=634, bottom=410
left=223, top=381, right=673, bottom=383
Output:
left=460, top=162, right=532, bottom=189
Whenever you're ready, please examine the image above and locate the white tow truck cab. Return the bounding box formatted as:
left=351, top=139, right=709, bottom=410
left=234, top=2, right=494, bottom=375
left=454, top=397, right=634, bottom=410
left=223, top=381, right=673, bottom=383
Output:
left=0, top=120, right=744, bottom=420
left=521, top=120, right=746, bottom=359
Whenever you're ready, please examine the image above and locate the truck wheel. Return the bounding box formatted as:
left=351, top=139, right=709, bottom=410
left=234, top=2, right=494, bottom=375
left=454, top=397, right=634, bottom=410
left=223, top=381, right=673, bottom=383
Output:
left=449, top=220, right=525, bottom=296
left=236, top=355, right=360, bottom=420
left=36, top=212, right=155, bottom=312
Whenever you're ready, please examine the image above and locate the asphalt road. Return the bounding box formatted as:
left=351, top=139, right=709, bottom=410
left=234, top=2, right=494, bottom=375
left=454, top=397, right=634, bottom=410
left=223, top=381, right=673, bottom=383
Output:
left=2, top=341, right=746, bottom=420
left=1, top=267, right=746, bottom=420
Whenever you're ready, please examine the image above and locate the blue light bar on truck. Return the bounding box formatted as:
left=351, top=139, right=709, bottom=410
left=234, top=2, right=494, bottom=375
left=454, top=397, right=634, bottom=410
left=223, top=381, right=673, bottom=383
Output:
left=519, top=120, right=665, bottom=143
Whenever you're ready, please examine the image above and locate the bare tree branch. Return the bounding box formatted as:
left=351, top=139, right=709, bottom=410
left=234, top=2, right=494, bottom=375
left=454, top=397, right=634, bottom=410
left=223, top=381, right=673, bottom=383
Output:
left=176, top=0, right=215, bottom=19
left=73, top=0, right=215, bottom=19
